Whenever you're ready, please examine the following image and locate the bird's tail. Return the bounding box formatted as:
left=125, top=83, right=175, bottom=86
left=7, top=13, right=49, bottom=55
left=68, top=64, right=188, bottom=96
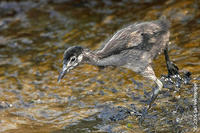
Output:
left=157, top=16, right=170, bottom=32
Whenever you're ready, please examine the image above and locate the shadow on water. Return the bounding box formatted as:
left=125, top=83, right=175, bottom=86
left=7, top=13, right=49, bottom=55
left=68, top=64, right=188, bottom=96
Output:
left=0, top=0, right=200, bottom=132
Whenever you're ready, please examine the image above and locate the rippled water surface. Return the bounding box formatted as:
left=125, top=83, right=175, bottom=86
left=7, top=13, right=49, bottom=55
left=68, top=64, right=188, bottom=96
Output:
left=0, top=0, right=200, bottom=132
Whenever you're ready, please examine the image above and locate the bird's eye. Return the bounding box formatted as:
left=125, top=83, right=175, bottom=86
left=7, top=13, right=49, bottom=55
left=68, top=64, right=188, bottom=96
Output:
left=70, top=56, right=76, bottom=62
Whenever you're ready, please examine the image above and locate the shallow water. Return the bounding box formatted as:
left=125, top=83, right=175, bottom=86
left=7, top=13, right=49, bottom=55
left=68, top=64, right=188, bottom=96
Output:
left=0, top=0, right=199, bottom=132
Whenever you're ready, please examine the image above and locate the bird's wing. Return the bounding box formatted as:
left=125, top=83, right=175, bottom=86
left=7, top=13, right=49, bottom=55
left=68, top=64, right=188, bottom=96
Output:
left=97, top=26, right=141, bottom=58
left=97, top=18, right=169, bottom=58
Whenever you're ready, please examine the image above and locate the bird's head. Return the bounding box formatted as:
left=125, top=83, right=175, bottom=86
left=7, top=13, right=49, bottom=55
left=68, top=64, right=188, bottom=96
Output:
left=58, top=46, right=84, bottom=82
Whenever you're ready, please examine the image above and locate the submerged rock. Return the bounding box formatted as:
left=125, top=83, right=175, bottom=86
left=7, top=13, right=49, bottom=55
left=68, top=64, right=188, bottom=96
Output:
left=98, top=105, right=131, bottom=121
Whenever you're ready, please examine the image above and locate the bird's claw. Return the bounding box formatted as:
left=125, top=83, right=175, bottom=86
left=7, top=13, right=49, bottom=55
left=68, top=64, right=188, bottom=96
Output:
left=146, top=93, right=159, bottom=111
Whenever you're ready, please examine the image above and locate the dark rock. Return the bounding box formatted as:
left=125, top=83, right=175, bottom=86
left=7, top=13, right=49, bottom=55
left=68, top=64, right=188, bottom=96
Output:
left=98, top=105, right=131, bottom=121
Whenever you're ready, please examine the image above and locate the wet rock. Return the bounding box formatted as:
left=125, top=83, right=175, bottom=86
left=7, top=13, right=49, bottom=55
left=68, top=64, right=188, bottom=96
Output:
left=88, top=77, right=98, bottom=83
left=8, top=42, right=19, bottom=48
left=98, top=105, right=131, bottom=121
left=21, top=38, right=33, bottom=44
left=197, top=18, right=200, bottom=24
left=110, top=88, right=118, bottom=93
left=0, top=19, right=9, bottom=30
left=0, top=36, right=8, bottom=45
left=131, top=78, right=143, bottom=89
left=0, top=1, right=38, bottom=17
left=0, top=2, right=19, bottom=17
left=71, top=87, right=85, bottom=92
left=97, top=124, right=113, bottom=133
left=86, top=90, right=95, bottom=95
left=50, top=0, right=72, bottom=4
left=130, top=92, right=141, bottom=100
left=98, top=90, right=105, bottom=96
left=0, top=101, right=9, bottom=109
left=40, top=32, right=55, bottom=39
left=96, top=80, right=105, bottom=85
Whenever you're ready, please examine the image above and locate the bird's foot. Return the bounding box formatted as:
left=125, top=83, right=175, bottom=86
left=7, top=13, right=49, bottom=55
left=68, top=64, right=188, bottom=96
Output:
left=146, top=89, right=160, bottom=111
left=161, top=70, right=192, bottom=88
left=163, top=54, right=192, bottom=88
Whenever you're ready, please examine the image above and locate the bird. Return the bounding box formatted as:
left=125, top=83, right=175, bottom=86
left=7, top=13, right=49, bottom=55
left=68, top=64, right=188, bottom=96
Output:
left=58, top=17, right=179, bottom=110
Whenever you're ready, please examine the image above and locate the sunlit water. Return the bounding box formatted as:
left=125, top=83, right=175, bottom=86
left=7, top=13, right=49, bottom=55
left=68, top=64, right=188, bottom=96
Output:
left=0, top=0, right=199, bottom=132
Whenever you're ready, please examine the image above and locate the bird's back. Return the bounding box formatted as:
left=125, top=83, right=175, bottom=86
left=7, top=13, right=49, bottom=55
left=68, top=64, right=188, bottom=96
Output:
left=97, top=17, right=170, bottom=60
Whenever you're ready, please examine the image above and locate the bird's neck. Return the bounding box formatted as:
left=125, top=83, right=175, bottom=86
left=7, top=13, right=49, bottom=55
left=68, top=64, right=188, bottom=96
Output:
left=82, top=49, right=103, bottom=66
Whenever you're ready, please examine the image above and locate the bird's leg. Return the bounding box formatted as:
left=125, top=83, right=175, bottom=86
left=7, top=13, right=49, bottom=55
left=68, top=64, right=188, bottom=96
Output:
left=163, top=43, right=184, bottom=87
left=141, top=66, right=163, bottom=110
left=164, top=43, right=179, bottom=77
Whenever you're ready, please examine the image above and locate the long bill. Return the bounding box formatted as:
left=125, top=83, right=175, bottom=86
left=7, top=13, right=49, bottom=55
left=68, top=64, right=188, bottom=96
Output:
left=57, top=64, right=69, bottom=83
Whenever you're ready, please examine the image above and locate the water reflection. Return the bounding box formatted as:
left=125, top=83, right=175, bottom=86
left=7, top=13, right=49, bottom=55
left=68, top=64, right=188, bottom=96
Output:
left=0, top=0, right=199, bottom=132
